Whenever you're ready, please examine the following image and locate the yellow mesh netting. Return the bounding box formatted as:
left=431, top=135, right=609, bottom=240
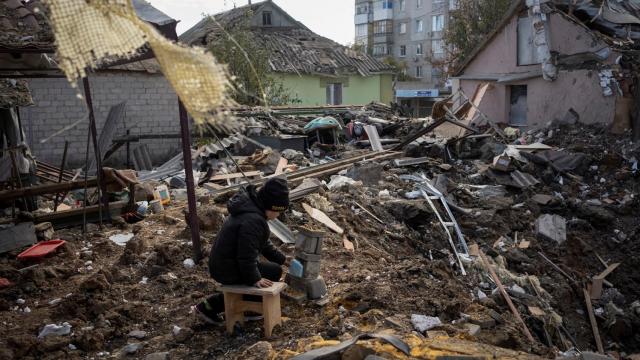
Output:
left=43, top=0, right=236, bottom=131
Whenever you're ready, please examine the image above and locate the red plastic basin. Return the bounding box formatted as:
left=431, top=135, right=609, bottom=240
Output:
left=17, top=240, right=66, bottom=260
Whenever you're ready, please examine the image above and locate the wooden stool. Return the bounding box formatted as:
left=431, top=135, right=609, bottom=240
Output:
left=219, top=282, right=287, bottom=337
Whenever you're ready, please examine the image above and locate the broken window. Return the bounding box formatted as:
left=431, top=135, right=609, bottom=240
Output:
left=517, top=15, right=543, bottom=66
left=416, top=66, right=423, bottom=78
left=262, top=11, right=272, bottom=26
left=400, top=45, right=406, bottom=57
left=326, top=83, right=343, bottom=105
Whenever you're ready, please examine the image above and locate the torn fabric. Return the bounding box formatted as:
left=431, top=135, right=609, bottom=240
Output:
left=43, top=0, right=236, bottom=131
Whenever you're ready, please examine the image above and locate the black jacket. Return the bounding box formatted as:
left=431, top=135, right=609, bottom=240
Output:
left=208, top=186, right=286, bottom=286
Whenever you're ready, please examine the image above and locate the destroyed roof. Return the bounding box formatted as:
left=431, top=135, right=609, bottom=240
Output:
left=0, top=78, right=33, bottom=108
left=0, top=0, right=54, bottom=52
left=180, top=1, right=393, bottom=77
left=454, top=0, right=640, bottom=76
left=0, top=0, right=177, bottom=53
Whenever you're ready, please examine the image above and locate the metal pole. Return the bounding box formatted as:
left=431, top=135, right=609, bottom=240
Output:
left=53, top=141, right=69, bottom=212
left=126, top=129, right=131, bottom=169
left=179, top=100, right=202, bottom=261
left=82, top=77, right=110, bottom=225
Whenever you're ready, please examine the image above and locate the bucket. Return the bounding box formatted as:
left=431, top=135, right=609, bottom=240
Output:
left=150, top=200, right=164, bottom=214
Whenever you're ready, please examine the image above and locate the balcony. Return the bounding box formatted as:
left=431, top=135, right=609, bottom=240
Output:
left=355, top=13, right=372, bottom=24
left=373, top=33, right=394, bottom=44
left=373, top=8, right=393, bottom=21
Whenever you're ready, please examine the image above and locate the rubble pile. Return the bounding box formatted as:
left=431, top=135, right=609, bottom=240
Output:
left=1, top=114, right=639, bottom=359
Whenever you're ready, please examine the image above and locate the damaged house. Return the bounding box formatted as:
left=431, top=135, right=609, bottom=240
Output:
left=451, top=0, right=640, bottom=133
left=0, top=0, right=183, bottom=168
left=180, top=0, right=395, bottom=106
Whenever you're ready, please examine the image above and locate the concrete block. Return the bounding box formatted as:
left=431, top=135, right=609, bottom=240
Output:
left=306, top=276, right=327, bottom=300
left=0, top=222, right=37, bottom=254
left=296, top=252, right=321, bottom=262
left=464, top=323, right=481, bottom=336
left=301, top=259, right=321, bottom=279
left=295, top=234, right=321, bottom=255
left=535, top=214, right=566, bottom=244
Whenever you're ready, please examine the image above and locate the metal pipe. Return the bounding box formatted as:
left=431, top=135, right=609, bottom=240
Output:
left=179, top=101, right=202, bottom=261
left=53, top=141, right=69, bottom=212
left=83, top=77, right=110, bottom=225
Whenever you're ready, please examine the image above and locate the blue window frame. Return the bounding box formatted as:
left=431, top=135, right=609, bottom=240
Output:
left=383, top=1, right=393, bottom=9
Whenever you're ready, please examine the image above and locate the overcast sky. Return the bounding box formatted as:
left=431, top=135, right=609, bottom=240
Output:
left=147, top=0, right=356, bottom=45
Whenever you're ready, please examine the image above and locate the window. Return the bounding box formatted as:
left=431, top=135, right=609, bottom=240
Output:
left=356, top=4, right=369, bottom=14
left=326, top=83, right=343, bottom=105
left=400, top=0, right=406, bottom=11
left=417, top=0, right=423, bottom=8
left=262, top=11, right=272, bottom=26
left=415, top=19, right=424, bottom=32
left=382, top=0, right=393, bottom=9
left=517, top=16, right=543, bottom=65
left=356, top=24, right=368, bottom=37
left=432, top=14, right=445, bottom=32
left=416, top=43, right=423, bottom=55
left=373, top=44, right=390, bottom=56
left=416, top=66, right=423, bottom=78
left=399, top=22, right=407, bottom=34
left=431, top=39, right=444, bottom=55
left=374, top=20, right=392, bottom=34
left=400, top=45, right=407, bottom=57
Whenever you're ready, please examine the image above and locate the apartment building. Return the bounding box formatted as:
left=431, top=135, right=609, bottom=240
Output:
left=355, top=0, right=453, bottom=117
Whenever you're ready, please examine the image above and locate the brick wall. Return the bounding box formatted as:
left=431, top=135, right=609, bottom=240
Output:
left=19, top=71, right=182, bottom=169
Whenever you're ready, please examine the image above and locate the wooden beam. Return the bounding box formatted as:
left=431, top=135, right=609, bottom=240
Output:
left=0, top=178, right=98, bottom=202
left=583, top=288, right=605, bottom=354
left=480, top=251, right=535, bottom=344
left=210, top=171, right=262, bottom=181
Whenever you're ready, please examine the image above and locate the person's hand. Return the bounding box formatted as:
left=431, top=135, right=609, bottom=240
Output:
left=284, top=256, right=293, bottom=267
left=255, top=278, right=273, bottom=288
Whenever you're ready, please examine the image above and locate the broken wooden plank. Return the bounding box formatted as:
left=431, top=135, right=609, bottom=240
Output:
left=210, top=171, right=262, bottom=181
left=0, top=222, right=37, bottom=254
left=583, top=288, right=605, bottom=354
left=302, top=203, right=343, bottom=234
left=591, top=276, right=604, bottom=300
left=597, top=263, right=620, bottom=279
left=0, top=178, right=99, bottom=203
left=479, top=250, right=535, bottom=344
left=275, top=158, right=288, bottom=175
left=354, top=201, right=384, bottom=224
left=538, top=251, right=576, bottom=283
left=393, top=157, right=433, bottom=167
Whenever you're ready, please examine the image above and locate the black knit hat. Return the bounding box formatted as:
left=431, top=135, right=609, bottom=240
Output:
left=258, top=178, right=289, bottom=212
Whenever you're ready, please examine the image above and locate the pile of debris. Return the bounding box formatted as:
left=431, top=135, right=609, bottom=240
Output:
left=1, top=101, right=640, bottom=359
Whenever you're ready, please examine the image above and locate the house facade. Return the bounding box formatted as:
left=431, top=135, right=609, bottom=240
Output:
left=355, top=0, right=454, bottom=117
left=452, top=1, right=638, bottom=130
left=181, top=0, right=394, bottom=107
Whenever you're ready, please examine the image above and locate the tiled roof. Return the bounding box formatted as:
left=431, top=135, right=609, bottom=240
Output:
left=180, top=2, right=393, bottom=77
left=0, top=78, right=33, bottom=108
left=0, top=0, right=54, bottom=51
